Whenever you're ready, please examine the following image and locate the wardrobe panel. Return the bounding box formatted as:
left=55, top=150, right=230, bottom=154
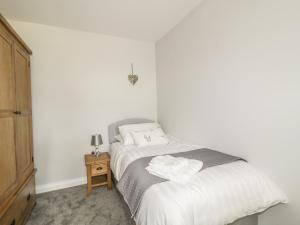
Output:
left=0, top=114, right=18, bottom=204
left=0, top=27, right=15, bottom=111
left=16, top=115, right=33, bottom=182
left=15, top=46, right=31, bottom=112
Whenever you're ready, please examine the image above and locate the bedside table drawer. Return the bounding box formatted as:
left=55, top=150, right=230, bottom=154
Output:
left=91, top=162, right=107, bottom=175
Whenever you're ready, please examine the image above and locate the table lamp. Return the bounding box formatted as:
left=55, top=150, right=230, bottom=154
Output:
left=91, top=134, right=103, bottom=157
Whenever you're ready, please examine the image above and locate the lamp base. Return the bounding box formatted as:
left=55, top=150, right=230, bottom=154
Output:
left=95, top=150, right=101, bottom=157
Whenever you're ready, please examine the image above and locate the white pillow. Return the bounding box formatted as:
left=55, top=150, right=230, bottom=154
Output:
left=114, top=134, right=123, bottom=143
left=131, top=127, right=169, bottom=147
left=119, top=123, right=160, bottom=145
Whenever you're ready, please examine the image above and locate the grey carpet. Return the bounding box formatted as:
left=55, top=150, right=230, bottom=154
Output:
left=26, top=185, right=135, bottom=225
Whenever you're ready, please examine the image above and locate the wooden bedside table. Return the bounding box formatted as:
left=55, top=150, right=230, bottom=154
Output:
left=85, top=152, right=112, bottom=195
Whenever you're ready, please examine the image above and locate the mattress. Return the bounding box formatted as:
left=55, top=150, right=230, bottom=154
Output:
left=110, top=136, right=199, bottom=181
left=109, top=137, right=287, bottom=225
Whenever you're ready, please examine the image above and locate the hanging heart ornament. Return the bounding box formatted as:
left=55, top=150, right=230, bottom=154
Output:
left=128, top=74, right=138, bottom=85
left=128, top=63, right=139, bottom=85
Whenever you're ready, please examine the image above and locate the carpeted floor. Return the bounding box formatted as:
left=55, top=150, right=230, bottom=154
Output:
left=26, top=185, right=135, bottom=225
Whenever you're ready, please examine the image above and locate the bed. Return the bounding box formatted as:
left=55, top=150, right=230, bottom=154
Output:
left=108, top=118, right=287, bottom=225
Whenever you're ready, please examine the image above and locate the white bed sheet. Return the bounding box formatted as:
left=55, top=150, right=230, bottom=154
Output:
left=109, top=137, right=288, bottom=225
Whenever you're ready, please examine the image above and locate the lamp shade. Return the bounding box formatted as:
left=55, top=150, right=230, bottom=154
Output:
left=91, top=134, right=103, bottom=146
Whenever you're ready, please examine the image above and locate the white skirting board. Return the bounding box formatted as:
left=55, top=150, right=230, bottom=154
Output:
left=36, top=177, right=87, bottom=194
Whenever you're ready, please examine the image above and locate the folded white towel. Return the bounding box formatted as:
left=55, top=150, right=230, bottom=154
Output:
left=148, top=155, right=188, bottom=170
left=146, top=155, right=203, bottom=183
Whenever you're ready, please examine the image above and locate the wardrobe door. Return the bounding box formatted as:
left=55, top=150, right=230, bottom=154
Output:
left=14, top=45, right=34, bottom=182
left=0, top=114, right=18, bottom=206
left=0, top=24, right=18, bottom=207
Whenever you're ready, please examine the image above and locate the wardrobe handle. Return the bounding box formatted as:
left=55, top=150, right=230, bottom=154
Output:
left=10, top=219, right=16, bottom=225
left=13, top=111, right=21, bottom=115
left=27, top=193, right=31, bottom=201
left=97, top=167, right=103, bottom=170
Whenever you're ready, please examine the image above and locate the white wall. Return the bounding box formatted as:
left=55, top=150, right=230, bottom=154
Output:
left=10, top=21, right=157, bottom=192
left=156, top=0, right=300, bottom=224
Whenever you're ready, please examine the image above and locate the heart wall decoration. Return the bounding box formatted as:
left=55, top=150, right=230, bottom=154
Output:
left=128, top=64, right=139, bottom=85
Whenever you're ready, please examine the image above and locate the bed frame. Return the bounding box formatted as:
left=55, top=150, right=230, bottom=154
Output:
left=108, top=118, right=258, bottom=225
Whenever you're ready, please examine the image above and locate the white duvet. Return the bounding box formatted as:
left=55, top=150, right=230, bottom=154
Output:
left=110, top=137, right=288, bottom=225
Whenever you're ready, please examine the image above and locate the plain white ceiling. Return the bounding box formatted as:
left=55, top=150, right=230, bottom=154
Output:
left=0, top=0, right=202, bottom=42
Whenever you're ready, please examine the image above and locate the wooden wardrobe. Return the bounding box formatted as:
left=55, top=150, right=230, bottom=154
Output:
left=0, top=15, right=36, bottom=225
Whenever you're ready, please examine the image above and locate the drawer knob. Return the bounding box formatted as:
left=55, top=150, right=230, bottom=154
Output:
left=96, top=167, right=103, bottom=170
left=10, top=219, right=16, bottom=225
left=27, top=193, right=31, bottom=201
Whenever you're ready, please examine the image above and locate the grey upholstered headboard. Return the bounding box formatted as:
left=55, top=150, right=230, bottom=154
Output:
left=108, top=118, right=154, bottom=144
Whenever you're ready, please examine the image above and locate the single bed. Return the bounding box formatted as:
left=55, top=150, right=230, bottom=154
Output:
left=108, top=118, right=287, bottom=225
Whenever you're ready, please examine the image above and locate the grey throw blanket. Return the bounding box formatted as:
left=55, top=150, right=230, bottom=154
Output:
left=117, top=148, right=244, bottom=216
